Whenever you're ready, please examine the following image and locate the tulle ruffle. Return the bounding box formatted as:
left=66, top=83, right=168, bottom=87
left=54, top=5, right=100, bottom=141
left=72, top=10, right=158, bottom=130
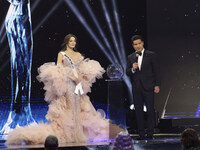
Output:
left=6, top=59, right=114, bottom=145
left=79, top=59, right=105, bottom=93
left=37, top=62, right=73, bottom=103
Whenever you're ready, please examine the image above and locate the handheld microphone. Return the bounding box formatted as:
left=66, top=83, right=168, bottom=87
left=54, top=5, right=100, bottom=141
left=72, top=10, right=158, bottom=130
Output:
left=135, top=51, right=142, bottom=63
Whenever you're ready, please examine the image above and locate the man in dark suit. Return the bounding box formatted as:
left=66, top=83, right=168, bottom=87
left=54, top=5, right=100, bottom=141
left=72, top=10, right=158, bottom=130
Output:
left=126, top=35, right=161, bottom=140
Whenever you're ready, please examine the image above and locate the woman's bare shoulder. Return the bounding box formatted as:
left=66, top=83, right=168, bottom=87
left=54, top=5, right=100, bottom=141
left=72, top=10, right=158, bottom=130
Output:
left=76, top=52, right=82, bottom=57
left=57, top=51, right=64, bottom=57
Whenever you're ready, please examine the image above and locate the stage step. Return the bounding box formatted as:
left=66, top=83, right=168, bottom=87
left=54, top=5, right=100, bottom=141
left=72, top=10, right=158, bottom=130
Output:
left=158, top=118, right=200, bottom=133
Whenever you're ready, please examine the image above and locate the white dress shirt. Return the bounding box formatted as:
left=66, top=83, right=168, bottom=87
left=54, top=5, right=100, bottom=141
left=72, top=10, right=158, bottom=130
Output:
left=131, top=49, right=145, bottom=73
left=138, top=49, right=144, bottom=70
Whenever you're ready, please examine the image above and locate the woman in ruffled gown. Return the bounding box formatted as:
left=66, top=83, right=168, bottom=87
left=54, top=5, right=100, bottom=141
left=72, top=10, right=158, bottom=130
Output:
left=6, top=34, right=122, bottom=145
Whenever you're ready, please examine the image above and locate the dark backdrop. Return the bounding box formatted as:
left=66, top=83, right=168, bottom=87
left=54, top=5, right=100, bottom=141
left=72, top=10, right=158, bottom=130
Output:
left=147, top=0, right=200, bottom=118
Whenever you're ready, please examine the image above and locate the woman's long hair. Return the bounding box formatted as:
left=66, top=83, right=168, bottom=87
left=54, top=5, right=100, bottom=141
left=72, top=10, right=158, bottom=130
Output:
left=61, top=34, right=78, bottom=51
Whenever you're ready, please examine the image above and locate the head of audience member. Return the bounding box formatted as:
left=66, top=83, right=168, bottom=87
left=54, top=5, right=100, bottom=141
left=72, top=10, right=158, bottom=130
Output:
left=181, top=128, right=200, bottom=149
left=113, top=131, right=134, bottom=150
left=44, top=135, right=58, bottom=150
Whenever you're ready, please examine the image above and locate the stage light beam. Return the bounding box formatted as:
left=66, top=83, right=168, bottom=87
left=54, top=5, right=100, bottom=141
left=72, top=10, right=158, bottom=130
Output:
left=100, top=0, right=124, bottom=65
left=33, top=1, right=62, bottom=34
left=110, top=0, right=134, bottom=104
left=64, top=0, right=115, bottom=63
left=0, top=18, right=6, bottom=44
left=82, top=0, right=118, bottom=63
left=111, top=0, right=126, bottom=64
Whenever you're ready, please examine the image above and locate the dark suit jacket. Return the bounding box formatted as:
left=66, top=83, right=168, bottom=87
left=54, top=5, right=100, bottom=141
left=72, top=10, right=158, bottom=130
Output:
left=126, top=50, right=161, bottom=91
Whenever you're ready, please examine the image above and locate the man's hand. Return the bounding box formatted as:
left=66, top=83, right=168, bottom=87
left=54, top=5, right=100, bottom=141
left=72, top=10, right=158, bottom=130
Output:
left=132, top=62, right=138, bottom=71
left=154, top=86, right=160, bottom=93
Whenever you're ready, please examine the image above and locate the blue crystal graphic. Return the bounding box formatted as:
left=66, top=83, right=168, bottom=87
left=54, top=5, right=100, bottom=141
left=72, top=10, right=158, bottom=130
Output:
left=0, top=0, right=35, bottom=134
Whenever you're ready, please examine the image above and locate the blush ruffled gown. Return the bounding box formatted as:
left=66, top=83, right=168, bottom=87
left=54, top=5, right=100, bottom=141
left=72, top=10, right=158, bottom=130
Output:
left=6, top=53, right=122, bottom=145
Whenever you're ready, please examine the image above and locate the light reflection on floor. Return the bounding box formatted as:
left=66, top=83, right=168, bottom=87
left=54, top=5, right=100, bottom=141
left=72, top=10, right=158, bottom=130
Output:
left=0, top=98, right=186, bottom=150
left=0, top=134, right=183, bottom=150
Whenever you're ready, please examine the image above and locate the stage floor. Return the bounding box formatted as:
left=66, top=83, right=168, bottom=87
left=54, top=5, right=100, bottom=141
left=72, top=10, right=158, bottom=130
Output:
left=0, top=98, right=192, bottom=149
left=0, top=134, right=182, bottom=150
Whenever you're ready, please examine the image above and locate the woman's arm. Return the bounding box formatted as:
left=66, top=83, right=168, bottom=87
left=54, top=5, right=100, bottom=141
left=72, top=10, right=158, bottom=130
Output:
left=57, top=52, right=63, bottom=65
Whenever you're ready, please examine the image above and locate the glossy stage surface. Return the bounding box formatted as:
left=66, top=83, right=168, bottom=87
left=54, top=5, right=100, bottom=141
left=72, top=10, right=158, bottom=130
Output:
left=0, top=134, right=183, bottom=150
left=0, top=98, right=191, bottom=150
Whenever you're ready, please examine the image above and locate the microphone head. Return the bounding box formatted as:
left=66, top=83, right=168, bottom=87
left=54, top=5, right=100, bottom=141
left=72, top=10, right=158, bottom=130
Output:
left=135, top=51, right=142, bottom=57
